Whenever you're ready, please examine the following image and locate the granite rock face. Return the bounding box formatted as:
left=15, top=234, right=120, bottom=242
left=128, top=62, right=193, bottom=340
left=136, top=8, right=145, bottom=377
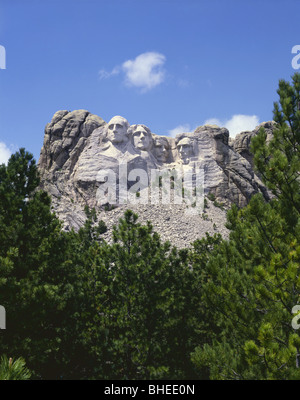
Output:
left=233, top=121, right=276, bottom=168
left=38, top=110, right=274, bottom=246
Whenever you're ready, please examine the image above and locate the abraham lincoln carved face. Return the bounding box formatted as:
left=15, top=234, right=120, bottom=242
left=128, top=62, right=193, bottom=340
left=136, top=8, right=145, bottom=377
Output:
left=177, top=137, right=193, bottom=164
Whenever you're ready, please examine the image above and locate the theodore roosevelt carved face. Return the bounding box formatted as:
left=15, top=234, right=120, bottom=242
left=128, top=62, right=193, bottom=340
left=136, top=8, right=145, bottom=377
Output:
left=153, top=137, right=170, bottom=163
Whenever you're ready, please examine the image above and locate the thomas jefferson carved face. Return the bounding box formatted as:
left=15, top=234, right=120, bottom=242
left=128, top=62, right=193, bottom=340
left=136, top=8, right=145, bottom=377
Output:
left=107, top=116, right=129, bottom=144
left=154, top=137, right=169, bottom=163
left=131, top=125, right=153, bottom=151
left=177, top=137, right=193, bottom=163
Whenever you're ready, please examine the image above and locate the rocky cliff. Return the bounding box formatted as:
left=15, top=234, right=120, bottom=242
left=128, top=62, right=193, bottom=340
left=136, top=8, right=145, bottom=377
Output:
left=38, top=110, right=275, bottom=247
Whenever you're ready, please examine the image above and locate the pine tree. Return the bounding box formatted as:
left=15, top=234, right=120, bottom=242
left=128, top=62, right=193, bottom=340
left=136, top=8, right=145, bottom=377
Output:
left=0, top=355, right=31, bottom=380
left=84, top=210, right=203, bottom=379
left=0, top=149, right=103, bottom=379
left=252, top=72, right=300, bottom=230
left=191, top=73, right=300, bottom=379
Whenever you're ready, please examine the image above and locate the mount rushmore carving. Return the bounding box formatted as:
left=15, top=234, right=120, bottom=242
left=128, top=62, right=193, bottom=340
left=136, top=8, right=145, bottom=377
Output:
left=38, top=109, right=274, bottom=230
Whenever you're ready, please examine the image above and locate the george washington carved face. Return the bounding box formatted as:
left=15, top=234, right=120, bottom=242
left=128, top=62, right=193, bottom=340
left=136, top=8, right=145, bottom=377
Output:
left=106, top=116, right=129, bottom=144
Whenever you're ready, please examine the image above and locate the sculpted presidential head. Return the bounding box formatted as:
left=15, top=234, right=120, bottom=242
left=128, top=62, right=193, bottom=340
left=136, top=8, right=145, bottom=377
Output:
left=129, top=124, right=153, bottom=151
left=106, top=116, right=130, bottom=145
left=176, top=137, right=194, bottom=164
left=153, top=136, right=170, bottom=163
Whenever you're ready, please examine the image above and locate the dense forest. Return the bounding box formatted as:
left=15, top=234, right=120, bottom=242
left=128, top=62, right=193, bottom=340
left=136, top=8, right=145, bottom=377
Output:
left=1, top=74, right=300, bottom=380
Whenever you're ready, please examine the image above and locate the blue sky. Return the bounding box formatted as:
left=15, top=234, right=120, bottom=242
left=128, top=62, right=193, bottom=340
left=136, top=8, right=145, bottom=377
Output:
left=0, top=0, right=299, bottom=163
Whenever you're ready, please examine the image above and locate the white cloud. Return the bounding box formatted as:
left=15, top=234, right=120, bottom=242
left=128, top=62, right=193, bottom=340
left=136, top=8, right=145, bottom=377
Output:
left=122, top=52, right=166, bottom=92
left=204, top=118, right=222, bottom=126
left=0, top=142, right=12, bottom=164
left=98, top=66, right=120, bottom=80
left=168, top=123, right=191, bottom=137
left=167, top=114, right=260, bottom=139
left=204, top=114, right=260, bottom=137
left=99, top=52, right=166, bottom=92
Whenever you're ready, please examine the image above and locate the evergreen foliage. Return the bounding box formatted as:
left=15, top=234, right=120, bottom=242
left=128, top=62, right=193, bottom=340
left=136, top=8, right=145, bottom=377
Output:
left=191, top=73, right=300, bottom=379
left=0, top=355, right=31, bottom=380
left=83, top=210, right=203, bottom=379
